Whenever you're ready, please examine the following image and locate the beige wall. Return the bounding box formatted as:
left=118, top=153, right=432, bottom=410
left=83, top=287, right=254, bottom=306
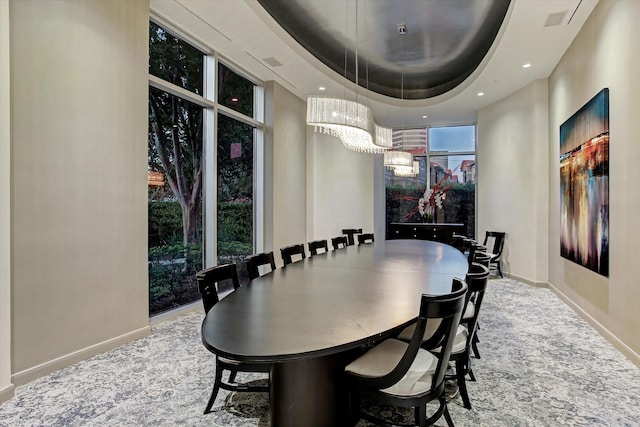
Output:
left=10, top=0, right=150, bottom=383
left=477, top=79, right=549, bottom=284
left=548, top=0, right=640, bottom=362
left=1, top=0, right=13, bottom=404
left=307, top=130, right=376, bottom=242
left=264, top=81, right=307, bottom=262
left=480, top=0, right=640, bottom=363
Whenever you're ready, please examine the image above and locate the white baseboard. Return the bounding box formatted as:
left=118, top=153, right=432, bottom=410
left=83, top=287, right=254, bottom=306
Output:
left=503, top=273, right=549, bottom=288
left=149, top=300, right=201, bottom=327
left=11, top=325, right=151, bottom=387
left=0, top=383, right=15, bottom=404
left=548, top=283, right=640, bottom=368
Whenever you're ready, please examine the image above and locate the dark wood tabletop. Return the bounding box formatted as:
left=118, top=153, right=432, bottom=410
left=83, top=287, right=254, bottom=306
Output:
left=201, top=239, right=468, bottom=363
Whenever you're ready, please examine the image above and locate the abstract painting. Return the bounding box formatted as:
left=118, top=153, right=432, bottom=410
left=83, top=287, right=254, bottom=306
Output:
left=560, top=89, right=609, bottom=276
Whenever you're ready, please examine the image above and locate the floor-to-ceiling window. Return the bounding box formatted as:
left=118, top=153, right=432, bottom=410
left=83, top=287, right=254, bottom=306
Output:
left=147, top=21, right=262, bottom=314
left=386, top=124, right=476, bottom=238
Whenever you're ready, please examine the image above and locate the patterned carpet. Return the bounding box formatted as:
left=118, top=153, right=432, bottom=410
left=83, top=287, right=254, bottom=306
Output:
left=2, top=278, right=640, bottom=426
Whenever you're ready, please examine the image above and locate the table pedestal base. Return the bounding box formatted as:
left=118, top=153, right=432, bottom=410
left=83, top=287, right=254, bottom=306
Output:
left=270, top=351, right=359, bottom=427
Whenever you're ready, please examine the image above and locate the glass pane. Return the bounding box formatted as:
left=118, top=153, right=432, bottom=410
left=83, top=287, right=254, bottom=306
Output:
left=148, top=87, right=203, bottom=316
left=385, top=156, right=427, bottom=237
left=217, top=114, right=254, bottom=288
left=218, top=62, right=254, bottom=117
left=392, top=128, right=427, bottom=155
left=429, top=155, right=476, bottom=237
left=149, top=21, right=204, bottom=96
left=429, top=125, right=475, bottom=153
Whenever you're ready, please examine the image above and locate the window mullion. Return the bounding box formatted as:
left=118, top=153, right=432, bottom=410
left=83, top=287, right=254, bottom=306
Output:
left=149, top=75, right=214, bottom=109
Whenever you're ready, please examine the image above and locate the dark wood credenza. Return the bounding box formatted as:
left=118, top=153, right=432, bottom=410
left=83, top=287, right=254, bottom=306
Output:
left=388, top=222, right=466, bottom=245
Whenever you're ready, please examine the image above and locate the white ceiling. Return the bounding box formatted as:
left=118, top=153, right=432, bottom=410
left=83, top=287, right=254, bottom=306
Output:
left=151, top=0, right=598, bottom=128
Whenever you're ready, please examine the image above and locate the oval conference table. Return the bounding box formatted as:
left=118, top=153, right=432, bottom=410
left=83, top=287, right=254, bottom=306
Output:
left=201, top=239, right=468, bottom=427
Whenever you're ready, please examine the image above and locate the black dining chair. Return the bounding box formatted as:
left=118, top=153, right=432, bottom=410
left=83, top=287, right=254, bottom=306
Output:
left=482, top=231, right=506, bottom=277
left=473, top=251, right=492, bottom=268
left=447, top=263, right=490, bottom=409
left=280, top=244, right=306, bottom=266
left=331, top=235, right=348, bottom=250
left=196, top=264, right=270, bottom=414
left=462, top=262, right=490, bottom=349
left=467, top=242, right=487, bottom=267
left=345, top=278, right=467, bottom=427
left=308, top=239, right=328, bottom=256
left=357, top=233, right=374, bottom=244
left=397, top=264, right=489, bottom=411
left=342, top=228, right=363, bottom=246
left=245, top=251, right=276, bottom=280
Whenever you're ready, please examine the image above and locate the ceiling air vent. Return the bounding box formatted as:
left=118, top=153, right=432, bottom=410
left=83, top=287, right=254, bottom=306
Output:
left=262, top=57, right=282, bottom=67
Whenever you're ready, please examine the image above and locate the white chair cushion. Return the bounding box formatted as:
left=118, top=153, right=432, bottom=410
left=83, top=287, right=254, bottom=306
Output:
left=463, top=301, right=475, bottom=320
left=451, top=324, right=469, bottom=354
left=345, top=339, right=438, bottom=397
left=397, top=319, right=441, bottom=342
left=431, top=324, right=468, bottom=355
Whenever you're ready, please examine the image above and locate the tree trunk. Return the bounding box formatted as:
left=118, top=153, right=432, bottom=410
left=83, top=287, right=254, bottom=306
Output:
left=181, top=200, right=201, bottom=246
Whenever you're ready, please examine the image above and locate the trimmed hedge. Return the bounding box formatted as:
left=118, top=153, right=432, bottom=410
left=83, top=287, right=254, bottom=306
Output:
left=217, top=201, right=252, bottom=245
left=148, top=201, right=183, bottom=247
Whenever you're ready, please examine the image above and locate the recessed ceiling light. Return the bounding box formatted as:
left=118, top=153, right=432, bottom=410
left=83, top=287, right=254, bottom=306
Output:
left=422, top=115, right=428, bottom=119
left=319, top=86, right=326, bottom=91
left=523, top=63, right=531, bottom=69
left=477, top=92, right=484, bottom=97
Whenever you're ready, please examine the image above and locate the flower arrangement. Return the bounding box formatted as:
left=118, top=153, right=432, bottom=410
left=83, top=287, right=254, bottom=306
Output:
left=397, top=170, right=453, bottom=222
left=418, top=187, right=447, bottom=220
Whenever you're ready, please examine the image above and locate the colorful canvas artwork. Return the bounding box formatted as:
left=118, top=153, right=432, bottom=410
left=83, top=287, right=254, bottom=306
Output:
left=560, top=89, right=609, bottom=276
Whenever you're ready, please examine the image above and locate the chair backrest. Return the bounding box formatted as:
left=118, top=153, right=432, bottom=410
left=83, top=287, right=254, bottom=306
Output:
left=421, top=278, right=467, bottom=390
left=466, top=242, right=478, bottom=267
left=361, top=278, right=467, bottom=392
left=308, top=239, right=328, bottom=256
left=473, top=251, right=491, bottom=267
left=464, top=263, right=490, bottom=343
left=483, top=231, right=506, bottom=256
left=195, top=263, right=240, bottom=313
left=280, top=244, right=306, bottom=266
left=245, top=251, right=276, bottom=280
left=331, top=236, right=348, bottom=250
left=357, top=233, right=375, bottom=244
left=341, top=228, right=363, bottom=246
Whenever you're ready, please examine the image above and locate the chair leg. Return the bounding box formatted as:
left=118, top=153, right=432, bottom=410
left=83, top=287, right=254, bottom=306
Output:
left=496, top=260, right=503, bottom=278
left=468, top=368, right=476, bottom=382
left=442, top=397, right=455, bottom=427
left=204, top=364, right=224, bottom=414
left=348, top=390, right=361, bottom=426
left=228, top=369, right=238, bottom=384
left=456, top=358, right=472, bottom=410
left=471, top=335, right=481, bottom=359
left=416, top=402, right=427, bottom=427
